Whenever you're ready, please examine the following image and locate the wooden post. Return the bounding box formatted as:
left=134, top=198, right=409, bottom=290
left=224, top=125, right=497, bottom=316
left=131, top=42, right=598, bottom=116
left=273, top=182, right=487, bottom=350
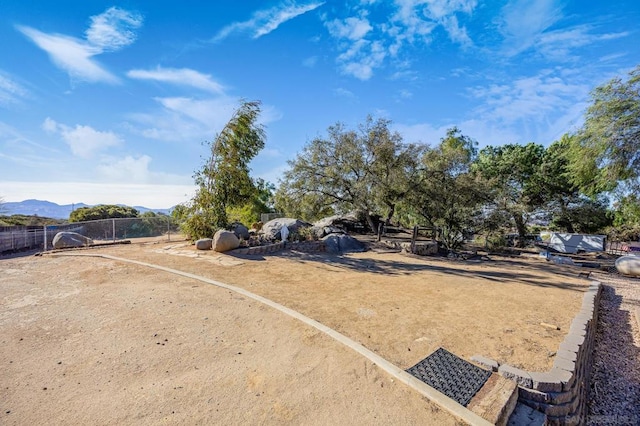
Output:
left=377, top=222, right=383, bottom=242
left=411, top=225, right=418, bottom=254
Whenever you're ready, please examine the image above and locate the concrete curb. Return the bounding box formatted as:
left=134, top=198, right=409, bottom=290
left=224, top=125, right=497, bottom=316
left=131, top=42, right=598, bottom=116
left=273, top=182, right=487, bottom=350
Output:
left=51, top=252, right=491, bottom=426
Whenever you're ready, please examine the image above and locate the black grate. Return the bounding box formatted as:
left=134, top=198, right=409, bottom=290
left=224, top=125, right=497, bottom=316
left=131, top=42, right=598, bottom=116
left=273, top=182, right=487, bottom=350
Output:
left=405, top=347, right=492, bottom=407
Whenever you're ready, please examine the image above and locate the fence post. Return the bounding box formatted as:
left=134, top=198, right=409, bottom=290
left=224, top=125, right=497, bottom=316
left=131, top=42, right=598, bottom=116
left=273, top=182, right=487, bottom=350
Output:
left=411, top=225, right=418, bottom=254
left=112, top=219, right=116, bottom=243
left=43, top=226, right=47, bottom=251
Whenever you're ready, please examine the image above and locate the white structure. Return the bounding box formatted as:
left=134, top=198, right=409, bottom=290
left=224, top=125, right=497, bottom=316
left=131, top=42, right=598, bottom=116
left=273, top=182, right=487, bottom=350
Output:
left=546, top=233, right=605, bottom=254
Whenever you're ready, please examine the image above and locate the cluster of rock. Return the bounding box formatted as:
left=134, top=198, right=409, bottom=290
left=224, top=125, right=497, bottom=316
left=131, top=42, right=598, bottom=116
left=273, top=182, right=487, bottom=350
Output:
left=195, top=214, right=365, bottom=254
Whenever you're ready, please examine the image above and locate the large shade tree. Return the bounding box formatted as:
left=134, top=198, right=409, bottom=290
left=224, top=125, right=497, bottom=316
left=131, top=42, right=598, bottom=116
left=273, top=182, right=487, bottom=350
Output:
left=276, top=116, right=423, bottom=230
left=182, top=100, right=265, bottom=240
left=405, top=128, right=485, bottom=250
left=473, top=143, right=545, bottom=246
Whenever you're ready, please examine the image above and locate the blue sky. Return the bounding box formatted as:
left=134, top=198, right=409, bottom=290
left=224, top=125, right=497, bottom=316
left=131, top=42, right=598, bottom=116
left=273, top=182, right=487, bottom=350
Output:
left=1, top=0, right=638, bottom=208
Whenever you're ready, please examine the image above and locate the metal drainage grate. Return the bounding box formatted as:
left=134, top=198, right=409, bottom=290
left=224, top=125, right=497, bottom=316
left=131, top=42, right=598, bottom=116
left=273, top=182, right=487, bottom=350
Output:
left=405, top=347, right=492, bottom=407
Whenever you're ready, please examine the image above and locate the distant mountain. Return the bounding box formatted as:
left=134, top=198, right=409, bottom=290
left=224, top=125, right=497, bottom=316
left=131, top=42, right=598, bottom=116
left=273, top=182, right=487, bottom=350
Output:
left=2, top=199, right=172, bottom=220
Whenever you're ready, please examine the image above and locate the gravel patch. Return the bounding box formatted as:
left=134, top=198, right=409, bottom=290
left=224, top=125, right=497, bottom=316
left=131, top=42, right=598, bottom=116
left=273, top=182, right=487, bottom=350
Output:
left=587, top=271, right=640, bottom=425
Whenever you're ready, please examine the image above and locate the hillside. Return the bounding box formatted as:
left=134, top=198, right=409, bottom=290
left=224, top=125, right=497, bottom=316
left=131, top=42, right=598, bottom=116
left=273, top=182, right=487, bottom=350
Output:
left=2, top=199, right=172, bottom=220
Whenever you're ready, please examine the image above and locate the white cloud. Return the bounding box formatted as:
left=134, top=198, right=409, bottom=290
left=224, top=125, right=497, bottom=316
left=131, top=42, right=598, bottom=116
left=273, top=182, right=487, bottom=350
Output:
left=95, top=154, right=194, bottom=186
left=96, top=155, right=154, bottom=182
left=496, top=0, right=629, bottom=61
left=127, top=67, right=225, bottom=94
left=127, top=96, right=281, bottom=144
left=468, top=70, right=590, bottom=126
left=325, top=16, right=372, bottom=40
left=395, top=67, right=594, bottom=148
left=85, top=7, right=143, bottom=52
left=16, top=7, right=142, bottom=84
left=334, top=38, right=387, bottom=80
left=324, top=0, right=478, bottom=80
left=536, top=26, right=629, bottom=61
left=212, top=1, right=325, bottom=41
left=43, top=117, right=123, bottom=158
left=498, top=0, right=562, bottom=56
left=0, top=71, right=29, bottom=106
left=17, top=26, right=117, bottom=83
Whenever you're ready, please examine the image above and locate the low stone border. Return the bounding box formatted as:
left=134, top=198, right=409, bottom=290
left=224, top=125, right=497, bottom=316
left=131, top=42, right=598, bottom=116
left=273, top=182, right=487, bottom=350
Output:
left=472, top=281, right=602, bottom=425
left=230, top=240, right=326, bottom=256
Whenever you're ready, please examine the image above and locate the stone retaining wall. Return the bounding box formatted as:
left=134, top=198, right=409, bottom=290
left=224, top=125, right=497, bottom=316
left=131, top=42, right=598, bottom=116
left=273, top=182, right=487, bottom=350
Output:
left=230, top=240, right=326, bottom=256
left=473, top=281, right=602, bottom=425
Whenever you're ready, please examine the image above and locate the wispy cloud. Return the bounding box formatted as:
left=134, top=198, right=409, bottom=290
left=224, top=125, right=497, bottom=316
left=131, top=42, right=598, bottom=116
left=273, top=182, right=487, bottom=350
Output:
left=212, top=1, right=325, bottom=42
left=395, top=67, right=594, bottom=148
left=17, top=7, right=142, bottom=84
left=127, top=67, right=225, bottom=94
left=0, top=71, right=29, bottom=107
left=497, top=0, right=562, bottom=56
left=127, top=96, right=281, bottom=144
left=325, top=16, right=372, bottom=40
left=325, top=0, right=477, bottom=80
left=536, top=26, right=629, bottom=61
left=43, top=117, right=123, bottom=158
left=496, top=0, right=629, bottom=61
left=85, top=7, right=143, bottom=51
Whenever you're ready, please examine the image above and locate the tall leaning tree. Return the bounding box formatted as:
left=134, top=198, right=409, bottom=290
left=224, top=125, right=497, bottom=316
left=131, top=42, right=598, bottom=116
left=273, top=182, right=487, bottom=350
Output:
left=183, top=100, right=265, bottom=240
left=569, top=65, right=640, bottom=196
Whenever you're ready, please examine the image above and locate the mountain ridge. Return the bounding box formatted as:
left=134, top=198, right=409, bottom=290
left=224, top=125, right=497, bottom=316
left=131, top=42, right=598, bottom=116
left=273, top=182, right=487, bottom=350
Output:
left=1, top=199, right=172, bottom=220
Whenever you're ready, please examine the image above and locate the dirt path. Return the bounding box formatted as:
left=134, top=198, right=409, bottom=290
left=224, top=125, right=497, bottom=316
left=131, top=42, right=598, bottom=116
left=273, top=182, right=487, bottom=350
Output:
left=1, top=241, right=592, bottom=424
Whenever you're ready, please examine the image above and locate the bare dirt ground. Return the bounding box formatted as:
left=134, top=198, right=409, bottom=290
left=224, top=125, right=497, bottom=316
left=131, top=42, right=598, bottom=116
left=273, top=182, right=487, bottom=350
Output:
left=1, top=238, right=592, bottom=425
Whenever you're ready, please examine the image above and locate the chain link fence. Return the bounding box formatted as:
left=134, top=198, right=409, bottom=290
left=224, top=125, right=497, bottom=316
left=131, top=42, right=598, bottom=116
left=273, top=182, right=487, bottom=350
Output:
left=0, top=217, right=179, bottom=254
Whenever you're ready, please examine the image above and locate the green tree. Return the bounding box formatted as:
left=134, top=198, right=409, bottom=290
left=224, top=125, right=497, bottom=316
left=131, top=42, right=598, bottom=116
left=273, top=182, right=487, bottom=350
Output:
left=69, top=205, right=139, bottom=222
left=277, top=116, right=422, bottom=230
left=613, top=194, right=640, bottom=227
left=474, top=143, right=545, bottom=246
left=227, top=178, right=276, bottom=225
left=406, top=128, right=485, bottom=250
left=569, top=65, right=640, bottom=195
left=182, top=100, right=266, bottom=239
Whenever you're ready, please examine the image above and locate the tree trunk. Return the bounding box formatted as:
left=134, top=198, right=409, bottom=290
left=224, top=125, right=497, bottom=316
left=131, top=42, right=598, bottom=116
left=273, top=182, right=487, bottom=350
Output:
left=385, top=203, right=395, bottom=225
left=365, top=213, right=377, bottom=234
left=513, top=213, right=527, bottom=248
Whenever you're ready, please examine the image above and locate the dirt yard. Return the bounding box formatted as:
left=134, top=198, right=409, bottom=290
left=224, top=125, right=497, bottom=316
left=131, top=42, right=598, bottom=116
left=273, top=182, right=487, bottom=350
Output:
left=1, top=238, right=591, bottom=425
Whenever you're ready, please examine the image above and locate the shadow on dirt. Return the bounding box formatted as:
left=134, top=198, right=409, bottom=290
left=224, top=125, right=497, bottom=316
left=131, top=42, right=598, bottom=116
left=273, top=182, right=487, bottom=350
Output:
left=282, top=250, right=589, bottom=293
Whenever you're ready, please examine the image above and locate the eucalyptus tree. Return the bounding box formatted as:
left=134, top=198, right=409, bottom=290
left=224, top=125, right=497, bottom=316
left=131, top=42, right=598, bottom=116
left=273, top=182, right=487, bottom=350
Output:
left=183, top=100, right=266, bottom=239
left=569, top=65, right=640, bottom=195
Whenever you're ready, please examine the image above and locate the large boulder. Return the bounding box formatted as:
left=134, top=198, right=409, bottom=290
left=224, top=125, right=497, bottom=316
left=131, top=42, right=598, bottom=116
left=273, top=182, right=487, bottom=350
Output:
left=314, top=213, right=359, bottom=229
left=260, top=218, right=311, bottom=241
left=615, top=255, right=640, bottom=278
left=195, top=238, right=212, bottom=250
left=322, top=234, right=365, bottom=254
left=230, top=223, right=250, bottom=240
left=212, top=230, right=240, bottom=252
left=53, top=232, right=93, bottom=249
left=310, top=225, right=345, bottom=239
